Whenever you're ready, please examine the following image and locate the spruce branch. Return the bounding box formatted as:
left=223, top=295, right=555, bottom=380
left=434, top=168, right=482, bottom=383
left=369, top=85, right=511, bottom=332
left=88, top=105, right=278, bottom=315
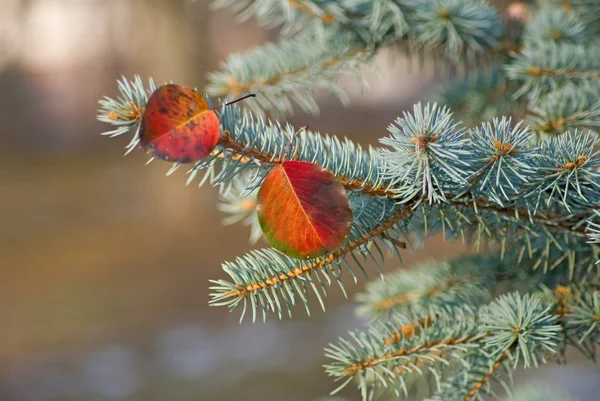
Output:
left=379, top=102, right=471, bottom=204
left=479, top=293, right=561, bottom=368
left=527, top=130, right=600, bottom=212
left=98, top=77, right=396, bottom=197
left=324, top=308, right=483, bottom=399
left=210, top=0, right=503, bottom=116
left=330, top=292, right=563, bottom=401
left=213, top=0, right=502, bottom=60
left=212, top=0, right=409, bottom=40
left=408, top=0, right=501, bottom=62
left=98, top=80, right=594, bottom=242
left=546, top=0, right=600, bottom=31
left=355, top=255, right=499, bottom=320
left=465, top=117, right=536, bottom=206
left=98, top=78, right=598, bottom=321
left=94, top=3, right=600, bottom=400
left=209, top=198, right=412, bottom=321
left=206, top=30, right=368, bottom=116
left=433, top=350, right=512, bottom=401
left=526, top=84, right=600, bottom=135
left=523, top=5, right=589, bottom=45
left=506, top=42, right=600, bottom=99
left=97, top=76, right=156, bottom=154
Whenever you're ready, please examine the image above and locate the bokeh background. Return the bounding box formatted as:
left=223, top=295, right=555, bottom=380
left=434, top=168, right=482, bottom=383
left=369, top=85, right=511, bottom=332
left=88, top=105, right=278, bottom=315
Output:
left=1, top=1, right=599, bottom=400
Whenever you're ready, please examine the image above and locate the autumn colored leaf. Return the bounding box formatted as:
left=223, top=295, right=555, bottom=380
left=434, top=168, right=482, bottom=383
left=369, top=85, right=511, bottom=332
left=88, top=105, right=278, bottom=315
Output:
left=139, top=84, right=220, bottom=163
left=257, top=161, right=353, bottom=259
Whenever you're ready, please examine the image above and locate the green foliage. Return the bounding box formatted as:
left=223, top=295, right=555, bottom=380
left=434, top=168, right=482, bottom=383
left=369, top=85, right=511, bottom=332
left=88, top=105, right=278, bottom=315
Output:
left=479, top=293, right=561, bottom=368
left=206, top=30, right=366, bottom=117
left=379, top=103, right=470, bottom=203
left=210, top=0, right=503, bottom=116
left=355, top=255, right=500, bottom=320
left=523, top=5, right=589, bottom=45
left=526, top=84, right=600, bottom=135
left=96, top=1, right=600, bottom=400
left=506, top=42, right=600, bottom=100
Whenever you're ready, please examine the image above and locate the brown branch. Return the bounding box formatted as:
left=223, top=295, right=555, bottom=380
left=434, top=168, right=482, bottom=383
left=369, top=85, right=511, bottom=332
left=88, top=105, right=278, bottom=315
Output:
left=464, top=349, right=511, bottom=401
left=466, top=198, right=588, bottom=237
left=527, top=67, right=600, bottom=79
left=342, top=333, right=486, bottom=375
left=536, top=111, right=599, bottom=134
left=383, top=317, right=435, bottom=345
left=392, top=349, right=445, bottom=377
left=218, top=130, right=393, bottom=197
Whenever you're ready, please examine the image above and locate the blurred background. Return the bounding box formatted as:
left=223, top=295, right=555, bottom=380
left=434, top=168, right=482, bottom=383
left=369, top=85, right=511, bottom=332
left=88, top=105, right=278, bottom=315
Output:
left=0, top=1, right=598, bottom=400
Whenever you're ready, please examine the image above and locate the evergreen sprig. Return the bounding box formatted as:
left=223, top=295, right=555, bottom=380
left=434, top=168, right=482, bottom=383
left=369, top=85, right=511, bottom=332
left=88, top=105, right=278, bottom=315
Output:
left=98, top=79, right=598, bottom=321
left=546, top=0, right=600, bottom=30
left=209, top=0, right=503, bottom=116
left=325, top=307, right=483, bottom=399
left=206, top=30, right=367, bottom=117
left=209, top=195, right=410, bottom=322
left=345, top=257, right=599, bottom=400
left=528, top=130, right=600, bottom=212
left=379, top=103, right=471, bottom=204
left=97, top=1, right=600, bottom=400
left=506, top=42, right=600, bottom=99
left=526, top=84, right=600, bottom=135
left=326, top=291, right=565, bottom=401
left=522, top=5, right=589, bottom=45
left=355, top=255, right=499, bottom=321
left=408, top=0, right=501, bottom=62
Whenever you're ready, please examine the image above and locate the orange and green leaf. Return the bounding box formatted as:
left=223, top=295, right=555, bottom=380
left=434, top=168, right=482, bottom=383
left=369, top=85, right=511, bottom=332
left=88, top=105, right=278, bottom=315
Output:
left=257, top=161, right=353, bottom=259
left=139, top=84, right=220, bottom=163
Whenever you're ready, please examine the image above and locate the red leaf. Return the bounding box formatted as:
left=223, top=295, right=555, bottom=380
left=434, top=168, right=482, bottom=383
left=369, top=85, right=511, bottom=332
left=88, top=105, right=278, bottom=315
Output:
left=139, top=84, right=220, bottom=163
left=257, top=161, right=353, bottom=259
